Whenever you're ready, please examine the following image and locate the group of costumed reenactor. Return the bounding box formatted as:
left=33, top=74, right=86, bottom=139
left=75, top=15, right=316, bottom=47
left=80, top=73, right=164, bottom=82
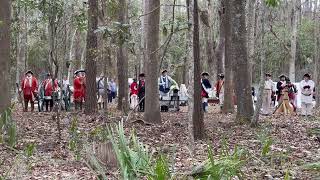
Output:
left=262, top=73, right=315, bottom=116
left=18, top=69, right=316, bottom=116
left=18, top=70, right=85, bottom=112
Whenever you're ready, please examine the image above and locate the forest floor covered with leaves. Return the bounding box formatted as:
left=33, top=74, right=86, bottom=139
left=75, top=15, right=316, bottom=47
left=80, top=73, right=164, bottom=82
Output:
left=1, top=104, right=320, bottom=179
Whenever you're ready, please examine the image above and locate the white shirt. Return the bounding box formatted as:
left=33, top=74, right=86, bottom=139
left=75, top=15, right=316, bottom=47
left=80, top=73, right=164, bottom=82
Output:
left=264, top=79, right=274, bottom=90
left=299, top=80, right=315, bottom=103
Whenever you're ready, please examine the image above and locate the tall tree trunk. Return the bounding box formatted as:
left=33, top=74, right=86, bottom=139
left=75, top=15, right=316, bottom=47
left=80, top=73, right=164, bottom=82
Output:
left=144, top=0, right=161, bottom=124
left=216, top=0, right=225, bottom=76
left=246, top=0, right=256, bottom=84
left=252, top=3, right=266, bottom=126
left=0, top=0, right=11, bottom=112
left=73, top=30, right=82, bottom=71
left=314, top=1, right=320, bottom=107
left=192, top=0, right=204, bottom=140
left=186, top=0, right=194, bottom=144
left=222, top=0, right=234, bottom=113
left=84, top=0, right=98, bottom=115
left=231, top=0, right=254, bottom=123
left=67, top=29, right=77, bottom=81
left=203, top=0, right=216, bottom=81
left=117, top=0, right=129, bottom=113
left=289, top=0, right=298, bottom=82
left=141, top=0, right=147, bottom=73
left=16, top=6, right=27, bottom=86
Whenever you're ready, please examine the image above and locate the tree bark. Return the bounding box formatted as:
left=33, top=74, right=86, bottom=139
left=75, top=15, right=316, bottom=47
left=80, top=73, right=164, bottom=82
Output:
left=117, top=0, right=129, bottom=113
left=289, top=0, right=298, bottom=82
left=203, top=0, right=216, bottom=81
left=186, top=0, right=194, bottom=145
left=222, top=0, right=234, bottom=113
left=215, top=0, right=226, bottom=76
left=314, top=1, right=320, bottom=107
left=84, top=0, right=98, bottom=115
left=246, top=0, right=256, bottom=84
left=16, top=6, right=27, bottom=86
left=231, top=0, right=254, bottom=123
left=252, top=3, right=266, bottom=126
left=0, top=0, right=11, bottom=112
left=144, top=0, right=161, bottom=124
left=192, top=0, right=204, bottom=140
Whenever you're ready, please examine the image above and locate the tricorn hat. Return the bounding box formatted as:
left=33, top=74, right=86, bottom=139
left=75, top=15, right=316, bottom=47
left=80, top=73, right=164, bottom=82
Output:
left=201, top=72, right=209, bottom=76
left=265, top=73, right=272, bottom=77
left=74, top=69, right=85, bottom=75
left=279, top=74, right=286, bottom=78
left=25, top=70, right=33, bottom=75
left=218, top=73, right=224, bottom=78
left=161, top=69, right=168, bottom=74
left=303, top=73, right=311, bottom=78
left=139, top=73, right=145, bottom=77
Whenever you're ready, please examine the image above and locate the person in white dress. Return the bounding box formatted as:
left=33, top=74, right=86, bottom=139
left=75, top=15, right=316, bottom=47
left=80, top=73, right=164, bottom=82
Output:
left=262, top=73, right=275, bottom=115
left=299, top=73, right=315, bottom=116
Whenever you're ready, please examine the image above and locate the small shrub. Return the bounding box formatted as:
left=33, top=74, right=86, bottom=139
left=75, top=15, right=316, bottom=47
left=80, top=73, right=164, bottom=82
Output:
left=191, top=142, right=247, bottom=180
left=108, top=120, right=153, bottom=179
left=0, top=106, right=17, bottom=147
left=257, top=130, right=273, bottom=157
left=148, top=155, right=171, bottom=180
left=302, top=162, right=320, bottom=171
left=68, top=117, right=83, bottom=160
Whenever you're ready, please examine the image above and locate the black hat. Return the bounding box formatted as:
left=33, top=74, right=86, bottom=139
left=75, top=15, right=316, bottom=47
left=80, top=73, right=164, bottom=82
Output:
left=303, top=85, right=311, bottom=89
left=161, top=69, right=168, bottom=74
left=202, top=72, right=209, bottom=76
left=265, top=73, right=272, bottom=77
left=139, top=73, right=145, bottom=77
left=218, top=73, right=224, bottom=78
left=279, top=74, right=286, bottom=78
left=74, top=69, right=85, bottom=75
left=25, top=70, right=33, bottom=75
left=47, top=73, right=52, bottom=76
left=303, top=73, right=311, bottom=78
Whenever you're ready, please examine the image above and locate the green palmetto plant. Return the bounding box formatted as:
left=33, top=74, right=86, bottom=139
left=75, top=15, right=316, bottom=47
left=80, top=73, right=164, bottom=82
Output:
left=107, top=120, right=153, bottom=180
left=191, top=140, right=247, bottom=180
left=0, top=106, right=17, bottom=147
left=68, top=117, right=83, bottom=160
left=302, top=162, right=320, bottom=171
left=257, top=130, right=273, bottom=157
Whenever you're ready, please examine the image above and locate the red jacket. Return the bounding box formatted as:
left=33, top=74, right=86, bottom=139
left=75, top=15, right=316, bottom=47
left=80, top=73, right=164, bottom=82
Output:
left=43, top=79, right=58, bottom=96
left=21, top=76, right=38, bottom=96
left=130, top=82, right=138, bottom=95
left=73, top=77, right=85, bottom=100
left=215, top=80, right=224, bottom=95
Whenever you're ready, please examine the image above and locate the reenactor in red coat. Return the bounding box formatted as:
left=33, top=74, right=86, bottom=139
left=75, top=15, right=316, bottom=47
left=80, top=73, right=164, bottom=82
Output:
left=20, top=70, right=38, bottom=112
left=73, top=70, right=86, bottom=110
left=43, top=73, right=58, bottom=111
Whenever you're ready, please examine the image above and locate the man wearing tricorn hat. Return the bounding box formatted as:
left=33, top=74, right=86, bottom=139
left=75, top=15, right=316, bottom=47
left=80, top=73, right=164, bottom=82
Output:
left=43, top=73, right=58, bottom=111
left=158, top=69, right=178, bottom=97
left=201, top=72, right=212, bottom=112
left=20, top=70, right=38, bottom=112
left=261, top=73, right=275, bottom=115
left=299, top=73, right=315, bottom=116
left=73, top=70, right=86, bottom=110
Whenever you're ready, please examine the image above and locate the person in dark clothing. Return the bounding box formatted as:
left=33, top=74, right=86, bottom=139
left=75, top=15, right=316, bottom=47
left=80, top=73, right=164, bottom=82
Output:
left=285, top=77, right=298, bottom=111
left=138, top=73, right=146, bottom=112
left=201, top=72, right=212, bottom=112
left=276, top=74, right=287, bottom=102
